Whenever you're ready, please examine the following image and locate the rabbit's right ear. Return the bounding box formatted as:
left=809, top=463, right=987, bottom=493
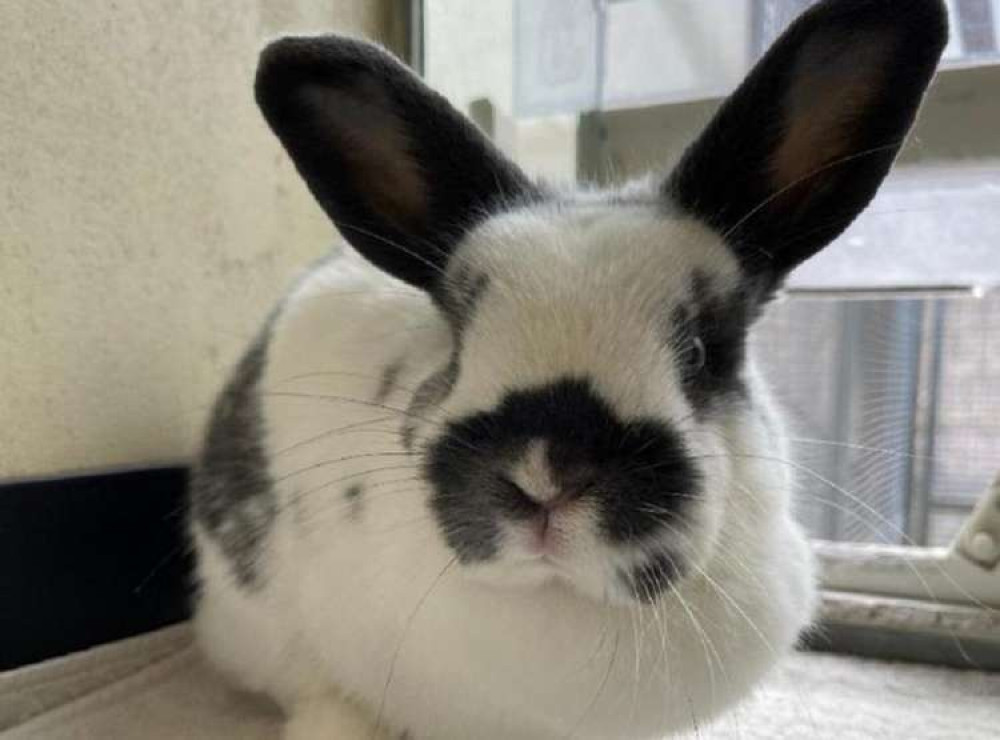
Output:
left=255, top=36, right=539, bottom=291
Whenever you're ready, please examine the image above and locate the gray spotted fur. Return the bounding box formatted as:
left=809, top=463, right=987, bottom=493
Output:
left=344, top=483, right=365, bottom=521
left=190, top=327, right=276, bottom=588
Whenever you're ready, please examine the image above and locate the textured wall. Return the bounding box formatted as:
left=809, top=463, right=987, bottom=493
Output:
left=0, top=1, right=386, bottom=479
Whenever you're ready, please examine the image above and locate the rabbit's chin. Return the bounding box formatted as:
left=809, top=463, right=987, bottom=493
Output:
left=460, top=565, right=664, bottom=612
left=457, top=553, right=616, bottom=605
left=463, top=557, right=569, bottom=593
left=456, top=545, right=695, bottom=608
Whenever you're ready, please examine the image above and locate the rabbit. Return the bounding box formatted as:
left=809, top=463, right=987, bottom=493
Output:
left=188, top=1, right=948, bottom=738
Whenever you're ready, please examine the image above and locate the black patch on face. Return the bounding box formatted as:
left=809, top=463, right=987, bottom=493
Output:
left=671, top=271, right=766, bottom=415
left=425, top=378, right=701, bottom=563
left=401, top=272, right=489, bottom=450
left=621, top=551, right=682, bottom=603
left=189, top=329, right=276, bottom=589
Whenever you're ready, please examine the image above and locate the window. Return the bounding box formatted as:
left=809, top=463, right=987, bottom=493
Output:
left=423, top=0, right=1000, bottom=617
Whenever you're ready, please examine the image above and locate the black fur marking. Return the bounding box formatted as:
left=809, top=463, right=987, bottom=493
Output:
left=666, top=0, right=947, bottom=283
left=671, top=271, right=766, bottom=414
left=255, top=35, right=543, bottom=292
left=375, top=358, right=406, bottom=404
left=344, top=483, right=364, bottom=521
left=436, top=265, right=490, bottom=326
left=401, top=273, right=489, bottom=450
left=402, top=356, right=460, bottom=451
left=621, top=551, right=682, bottom=603
left=425, top=378, right=701, bottom=562
left=190, top=331, right=276, bottom=589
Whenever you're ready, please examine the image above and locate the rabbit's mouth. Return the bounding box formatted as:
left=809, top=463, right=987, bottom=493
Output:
left=451, top=523, right=695, bottom=607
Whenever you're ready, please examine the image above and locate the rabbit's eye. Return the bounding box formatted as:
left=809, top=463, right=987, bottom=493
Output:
left=690, top=337, right=707, bottom=373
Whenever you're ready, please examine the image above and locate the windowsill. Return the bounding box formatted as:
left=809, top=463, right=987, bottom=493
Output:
left=808, top=589, right=1000, bottom=670
left=815, top=540, right=1000, bottom=608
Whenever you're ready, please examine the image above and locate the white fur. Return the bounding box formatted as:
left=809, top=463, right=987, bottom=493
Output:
left=193, top=203, right=816, bottom=739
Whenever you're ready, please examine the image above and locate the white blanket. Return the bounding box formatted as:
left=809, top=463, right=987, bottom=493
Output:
left=2, top=625, right=997, bottom=739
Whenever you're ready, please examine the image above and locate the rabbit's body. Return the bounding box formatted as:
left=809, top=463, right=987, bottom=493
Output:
left=189, top=2, right=947, bottom=737
left=192, top=218, right=814, bottom=739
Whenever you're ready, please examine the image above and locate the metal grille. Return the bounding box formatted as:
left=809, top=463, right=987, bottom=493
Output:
left=752, top=292, right=1000, bottom=546
left=928, top=294, right=1000, bottom=543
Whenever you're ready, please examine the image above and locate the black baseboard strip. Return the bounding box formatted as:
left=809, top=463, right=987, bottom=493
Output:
left=0, top=467, right=192, bottom=671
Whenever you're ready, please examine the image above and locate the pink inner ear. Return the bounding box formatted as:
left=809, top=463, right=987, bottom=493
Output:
left=771, top=32, right=893, bottom=196
left=301, top=82, right=429, bottom=232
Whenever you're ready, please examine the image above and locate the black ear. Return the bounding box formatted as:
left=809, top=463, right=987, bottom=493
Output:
left=666, top=0, right=948, bottom=281
left=255, top=36, right=540, bottom=290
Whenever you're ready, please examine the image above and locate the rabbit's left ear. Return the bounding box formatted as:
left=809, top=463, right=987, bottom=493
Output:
left=255, top=36, right=539, bottom=291
left=666, top=0, right=948, bottom=282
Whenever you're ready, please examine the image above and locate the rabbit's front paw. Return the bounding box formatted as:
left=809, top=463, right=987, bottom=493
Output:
left=284, top=696, right=389, bottom=740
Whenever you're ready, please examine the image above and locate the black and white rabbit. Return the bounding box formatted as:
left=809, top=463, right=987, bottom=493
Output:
left=189, top=1, right=947, bottom=737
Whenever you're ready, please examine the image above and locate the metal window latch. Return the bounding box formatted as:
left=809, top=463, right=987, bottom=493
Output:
left=954, top=472, right=1000, bottom=571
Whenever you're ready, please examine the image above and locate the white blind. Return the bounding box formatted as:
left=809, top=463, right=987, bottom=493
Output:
left=788, top=165, right=1000, bottom=292
left=514, top=0, right=1000, bottom=116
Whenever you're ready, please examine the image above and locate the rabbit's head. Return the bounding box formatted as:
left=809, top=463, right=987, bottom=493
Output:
left=255, top=0, right=946, bottom=604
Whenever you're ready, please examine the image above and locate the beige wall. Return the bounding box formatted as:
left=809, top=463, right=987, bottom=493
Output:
left=0, top=1, right=388, bottom=479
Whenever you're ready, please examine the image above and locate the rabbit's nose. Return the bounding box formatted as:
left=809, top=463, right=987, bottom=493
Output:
left=514, top=487, right=581, bottom=557
left=495, top=474, right=583, bottom=520
left=539, top=485, right=584, bottom=511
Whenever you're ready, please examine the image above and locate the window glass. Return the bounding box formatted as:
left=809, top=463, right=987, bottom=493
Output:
left=753, top=293, right=999, bottom=546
